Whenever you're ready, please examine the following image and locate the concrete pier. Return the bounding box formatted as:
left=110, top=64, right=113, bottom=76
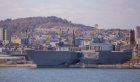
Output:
left=0, top=63, right=140, bottom=69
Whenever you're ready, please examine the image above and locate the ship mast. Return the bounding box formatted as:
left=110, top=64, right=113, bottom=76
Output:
left=72, top=30, right=76, bottom=47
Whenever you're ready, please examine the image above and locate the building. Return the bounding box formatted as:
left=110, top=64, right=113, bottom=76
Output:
left=11, top=35, right=22, bottom=44
left=0, top=28, right=7, bottom=41
left=134, top=26, right=140, bottom=58
left=135, top=26, right=140, bottom=45
left=92, top=43, right=113, bottom=52
left=129, top=30, right=135, bottom=48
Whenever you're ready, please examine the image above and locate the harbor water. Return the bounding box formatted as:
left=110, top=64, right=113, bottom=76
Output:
left=0, top=68, right=140, bottom=82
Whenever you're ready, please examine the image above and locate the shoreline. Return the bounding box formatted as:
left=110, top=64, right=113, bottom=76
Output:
left=0, top=64, right=140, bottom=69
left=0, top=64, right=36, bottom=68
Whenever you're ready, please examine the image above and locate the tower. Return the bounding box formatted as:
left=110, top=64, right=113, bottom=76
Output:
left=135, top=26, right=140, bottom=45
left=129, top=30, right=135, bottom=48
left=94, top=24, right=99, bottom=28
left=0, top=28, right=7, bottom=41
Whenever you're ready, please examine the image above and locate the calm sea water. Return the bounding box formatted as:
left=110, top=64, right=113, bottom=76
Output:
left=0, top=68, right=140, bottom=82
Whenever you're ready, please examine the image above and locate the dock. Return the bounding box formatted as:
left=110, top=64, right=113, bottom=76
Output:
left=70, top=64, right=140, bottom=69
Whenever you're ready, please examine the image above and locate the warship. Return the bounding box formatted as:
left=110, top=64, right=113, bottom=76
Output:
left=26, top=49, right=82, bottom=68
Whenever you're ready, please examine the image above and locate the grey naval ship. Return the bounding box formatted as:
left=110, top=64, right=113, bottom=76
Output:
left=25, top=31, right=132, bottom=68
left=26, top=46, right=132, bottom=68
left=26, top=49, right=82, bottom=68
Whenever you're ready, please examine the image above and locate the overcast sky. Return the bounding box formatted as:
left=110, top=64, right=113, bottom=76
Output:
left=0, top=0, right=140, bottom=29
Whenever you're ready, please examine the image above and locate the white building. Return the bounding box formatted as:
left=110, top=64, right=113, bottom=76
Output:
left=92, top=43, right=113, bottom=51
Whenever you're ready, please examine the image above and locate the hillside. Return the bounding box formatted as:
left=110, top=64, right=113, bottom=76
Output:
left=0, top=16, right=95, bottom=33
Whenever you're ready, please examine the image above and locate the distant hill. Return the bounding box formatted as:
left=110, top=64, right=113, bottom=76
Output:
left=0, top=16, right=95, bottom=33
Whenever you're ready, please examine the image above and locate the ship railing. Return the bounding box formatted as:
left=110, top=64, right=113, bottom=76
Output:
left=24, top=46, right=95, bottom=52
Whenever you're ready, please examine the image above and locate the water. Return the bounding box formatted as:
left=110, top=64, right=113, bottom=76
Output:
left=0, top=68, right=140, bottom=82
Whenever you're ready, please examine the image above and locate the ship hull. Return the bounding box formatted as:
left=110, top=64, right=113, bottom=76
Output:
left=98, top=51, right=132, bottom=64
left=26, top=50, right=82, bottom=68
left=80, top=51, right=132, bottom=64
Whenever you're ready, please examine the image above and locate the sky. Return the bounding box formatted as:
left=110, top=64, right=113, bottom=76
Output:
left=0, top=0, right=140, bottom=29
